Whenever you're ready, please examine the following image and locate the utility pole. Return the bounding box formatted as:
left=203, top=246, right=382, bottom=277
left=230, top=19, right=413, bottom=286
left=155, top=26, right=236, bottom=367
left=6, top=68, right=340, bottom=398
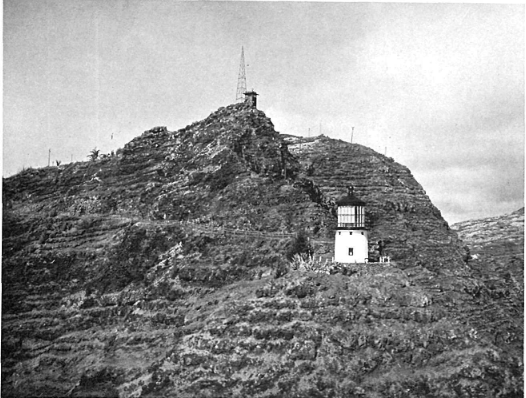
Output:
left=351, top=127, right=354, bottom=144
left=236, top=47, right=247, bottom=102
left=48, top=149, right=51, bottom=167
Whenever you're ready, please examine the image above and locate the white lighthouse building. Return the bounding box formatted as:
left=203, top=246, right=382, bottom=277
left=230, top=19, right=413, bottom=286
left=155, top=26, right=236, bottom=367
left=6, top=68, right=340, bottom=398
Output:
left=334, top=186, right=369, bottom=263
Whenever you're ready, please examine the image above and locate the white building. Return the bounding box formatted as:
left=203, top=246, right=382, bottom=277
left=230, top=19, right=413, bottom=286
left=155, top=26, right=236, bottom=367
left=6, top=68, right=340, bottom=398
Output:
left=334, top=187, right=369, bottom=263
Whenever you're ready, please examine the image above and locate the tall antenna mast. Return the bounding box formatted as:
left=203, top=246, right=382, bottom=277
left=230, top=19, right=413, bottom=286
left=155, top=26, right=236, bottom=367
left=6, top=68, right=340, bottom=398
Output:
left=236, top=47, right=247, bottom=102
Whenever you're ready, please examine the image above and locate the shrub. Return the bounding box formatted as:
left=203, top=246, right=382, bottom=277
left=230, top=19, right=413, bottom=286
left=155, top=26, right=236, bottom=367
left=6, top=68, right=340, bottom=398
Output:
left=306, top=162, right=315, bottom=176
left=286, top=229, right=313, bottom=260
left=290, top=254, right=333, bottom=273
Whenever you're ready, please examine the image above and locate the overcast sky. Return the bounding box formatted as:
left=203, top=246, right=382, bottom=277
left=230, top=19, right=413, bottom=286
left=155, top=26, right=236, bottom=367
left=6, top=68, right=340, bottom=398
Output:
left=4, top=1, right=524, bottom=224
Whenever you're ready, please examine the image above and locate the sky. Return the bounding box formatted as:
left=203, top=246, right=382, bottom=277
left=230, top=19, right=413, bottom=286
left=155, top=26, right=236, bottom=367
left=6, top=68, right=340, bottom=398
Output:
left=3, top=1, right=524, bottom=224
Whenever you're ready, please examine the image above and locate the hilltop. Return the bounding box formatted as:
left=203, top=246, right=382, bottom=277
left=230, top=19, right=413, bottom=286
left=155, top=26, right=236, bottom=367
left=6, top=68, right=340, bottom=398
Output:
left=2, top=102, right=523, bottom=397
left=283, top=134, right=466, bottom=268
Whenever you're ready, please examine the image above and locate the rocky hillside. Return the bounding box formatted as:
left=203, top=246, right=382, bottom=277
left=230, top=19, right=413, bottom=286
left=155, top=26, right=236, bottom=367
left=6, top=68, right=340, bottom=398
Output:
left=283, top=134, right=466, bottom=268
left=452, top=207, right=524, bottom=261
left=452, top=208, right=524, bottom=359
left=2, top=102, right=523, bottom=397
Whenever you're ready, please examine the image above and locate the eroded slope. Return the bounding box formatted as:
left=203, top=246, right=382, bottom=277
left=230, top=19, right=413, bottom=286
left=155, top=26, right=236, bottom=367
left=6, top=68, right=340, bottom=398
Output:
left=2, top=105, right=523, bottom=397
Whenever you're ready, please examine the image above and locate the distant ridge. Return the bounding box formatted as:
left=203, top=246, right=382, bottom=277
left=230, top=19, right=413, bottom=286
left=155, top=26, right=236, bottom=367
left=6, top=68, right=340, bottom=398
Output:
left=452, top=207, right=524, bottom=257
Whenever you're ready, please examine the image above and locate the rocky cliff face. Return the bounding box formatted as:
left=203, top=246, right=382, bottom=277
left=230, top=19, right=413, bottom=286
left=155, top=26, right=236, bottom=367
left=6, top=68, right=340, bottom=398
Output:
left=452, top=208, right=524, bottom=360
left=2, top=103, right=523, bottom=397
left=284, top=134, right=466, bottom=269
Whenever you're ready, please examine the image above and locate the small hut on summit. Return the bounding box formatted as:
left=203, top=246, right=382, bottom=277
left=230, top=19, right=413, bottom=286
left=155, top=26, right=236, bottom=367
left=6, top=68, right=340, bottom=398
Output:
left=244, top=90, right=258, bottom=108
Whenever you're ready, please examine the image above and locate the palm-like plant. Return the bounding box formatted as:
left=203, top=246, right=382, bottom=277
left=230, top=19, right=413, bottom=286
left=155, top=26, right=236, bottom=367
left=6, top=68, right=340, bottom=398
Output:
left=88, top=148, right=100, bottom=161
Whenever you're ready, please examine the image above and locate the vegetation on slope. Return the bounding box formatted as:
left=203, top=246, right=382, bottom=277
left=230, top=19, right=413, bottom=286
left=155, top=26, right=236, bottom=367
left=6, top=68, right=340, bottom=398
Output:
left=452, top=208, right=524, bottom=360
left=2, top=103, right=523, bottom=397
